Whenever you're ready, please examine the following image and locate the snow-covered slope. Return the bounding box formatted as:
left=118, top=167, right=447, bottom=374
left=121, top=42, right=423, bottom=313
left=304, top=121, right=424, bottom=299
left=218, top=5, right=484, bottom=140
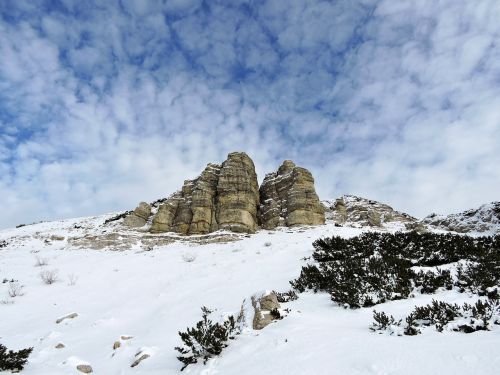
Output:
left=423, top=201, right=500, bottom=235
left=0, top=212, right=499, bottom=374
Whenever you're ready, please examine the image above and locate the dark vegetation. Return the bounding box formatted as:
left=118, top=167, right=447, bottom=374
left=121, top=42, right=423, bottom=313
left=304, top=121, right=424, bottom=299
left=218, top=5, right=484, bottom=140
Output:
left=103, top=211, right=132, bottom=225
left=371, top=299, right=500, bottom=335
left=290, top=231, right=500, bottom=308
left=274, top=289, right=299, bottom=303
left=175, top=307, right=242, bottom=371
left=0, top=343, right=33, bottom=372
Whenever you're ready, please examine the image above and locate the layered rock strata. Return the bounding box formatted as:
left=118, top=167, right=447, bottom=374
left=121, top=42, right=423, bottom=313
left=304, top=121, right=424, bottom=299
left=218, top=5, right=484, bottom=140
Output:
left=150, top=152, right=260, bottom=234
left=258, top=160, right=325, bottom=229
left=122, top=202, right=151, bottom=228
left=124, top=153, right=325, bottom=234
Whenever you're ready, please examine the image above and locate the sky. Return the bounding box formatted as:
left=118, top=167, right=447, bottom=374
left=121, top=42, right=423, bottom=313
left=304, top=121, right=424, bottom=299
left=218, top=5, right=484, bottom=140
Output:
left=0, top=0, right=499, bottom=229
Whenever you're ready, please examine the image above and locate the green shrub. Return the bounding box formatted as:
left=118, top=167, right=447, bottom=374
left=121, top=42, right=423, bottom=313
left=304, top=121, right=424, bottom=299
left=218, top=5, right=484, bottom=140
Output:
left=0, top=343, right=33, bottom=372
left=175, top=307, right=240, bottom=371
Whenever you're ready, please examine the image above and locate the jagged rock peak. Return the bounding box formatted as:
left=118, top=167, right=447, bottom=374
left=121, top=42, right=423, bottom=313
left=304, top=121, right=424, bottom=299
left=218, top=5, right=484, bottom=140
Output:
left=258, top=160, right=325, bottom=229
left=149, top=151, right=259, bottom=235
left=323, top=195, right=417, bottom=228
left=423, top=201, right=500, bottom=234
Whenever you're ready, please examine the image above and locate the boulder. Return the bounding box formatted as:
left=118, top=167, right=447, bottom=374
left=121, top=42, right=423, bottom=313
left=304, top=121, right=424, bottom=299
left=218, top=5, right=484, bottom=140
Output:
left=76, top=365, right=93, bottom=373
left=123, top=202, right=152, bottom=228
left=252, top=292, right=281, bottom=330
left=258, top=160, right=325, bottom=229
left=131, top=353, right=150, bottom=368
left=56, top=312, right=78, bottom=324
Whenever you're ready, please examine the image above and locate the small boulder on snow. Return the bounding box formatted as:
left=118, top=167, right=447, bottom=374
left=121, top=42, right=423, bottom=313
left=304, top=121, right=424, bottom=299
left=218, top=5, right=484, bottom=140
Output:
left=56, top=312, right=78, bottom=324
left=131, top=353, right=150, bottom=368
left=76, top=364, right=93, bottom=373
left=252, top=292, right=281, bottom=330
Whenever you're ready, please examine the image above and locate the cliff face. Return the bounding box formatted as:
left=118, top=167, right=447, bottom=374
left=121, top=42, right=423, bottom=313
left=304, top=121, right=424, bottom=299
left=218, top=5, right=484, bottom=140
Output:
left=258, top=160, right=325, bottom=229
left=124, top=152, right=325, bottom=234
left=150, top=152, right=260, bottom=234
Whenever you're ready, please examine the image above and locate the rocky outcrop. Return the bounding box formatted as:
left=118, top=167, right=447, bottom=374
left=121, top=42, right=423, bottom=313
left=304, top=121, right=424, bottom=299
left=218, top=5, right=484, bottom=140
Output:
left=123, top=202, right=151, bottom=228
left=252, top=292, right=281, bottom=330
left=125, top=153, right=325, bottom=235
left=150, top=152, right=260, bottom=234
left=258, top=160, right=325, bottom=229
left=324, top=195, right=417, bottom=228
left=423, top=201, right=500, bottom=234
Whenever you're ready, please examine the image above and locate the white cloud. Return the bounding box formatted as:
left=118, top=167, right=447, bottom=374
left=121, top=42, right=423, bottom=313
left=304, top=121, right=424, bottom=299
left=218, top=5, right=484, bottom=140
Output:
left=0, top=0, right=499, bottom=229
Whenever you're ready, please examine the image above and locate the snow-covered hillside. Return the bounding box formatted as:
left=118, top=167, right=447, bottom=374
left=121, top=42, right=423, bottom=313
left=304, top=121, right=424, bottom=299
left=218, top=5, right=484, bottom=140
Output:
left=1, top=214, right=499, bottom=374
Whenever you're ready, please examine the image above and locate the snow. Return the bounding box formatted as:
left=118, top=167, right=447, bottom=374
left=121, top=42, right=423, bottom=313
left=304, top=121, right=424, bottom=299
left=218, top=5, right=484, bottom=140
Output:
left=0, top=216, right=499, bottom=374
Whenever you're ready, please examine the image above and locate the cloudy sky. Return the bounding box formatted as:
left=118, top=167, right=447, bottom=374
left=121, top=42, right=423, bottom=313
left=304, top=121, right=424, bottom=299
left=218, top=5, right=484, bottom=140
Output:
left=1, top=0, right=499, bottom=229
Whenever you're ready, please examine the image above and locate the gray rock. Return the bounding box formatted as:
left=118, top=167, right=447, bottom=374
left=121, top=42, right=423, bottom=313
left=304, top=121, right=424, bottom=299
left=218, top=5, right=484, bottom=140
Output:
left=123, top=202, right=152, bottom=228
left=56, top=312, right=78, bottom=324
left=76, top=364, right=93, bottom=373
left=131, top=353, right=150, bottom=368
left=422, top=202, right=500, bottom=234
left=324, top=195, right=417, bottom=227
left=252, top=292, right=281, bottom=330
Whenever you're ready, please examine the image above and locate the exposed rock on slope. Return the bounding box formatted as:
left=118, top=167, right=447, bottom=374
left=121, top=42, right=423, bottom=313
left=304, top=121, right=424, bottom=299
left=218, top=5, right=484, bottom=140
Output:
left=123, top=202, right=151, bottom=228
left=150, top=152, right=260, bottom=234
left=323, top=195, right=417, bottom=228
left=423, top=201, right=500, bottom=234
left=258, top=160, right=325, bottom=229
left=124, top=153, right=325, bottom=234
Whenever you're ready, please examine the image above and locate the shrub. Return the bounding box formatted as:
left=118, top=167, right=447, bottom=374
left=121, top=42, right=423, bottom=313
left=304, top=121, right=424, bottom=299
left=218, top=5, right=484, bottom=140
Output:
left=0, top=343, right=33, bottom=372
left=456, top=253, right=500, bottom=296
left=175, top=307, right=240, bottom=371
left=372, top=299, right=500, bottom=336
left=34, top=256, right=48, bottom=267
left=103, top=211, right=132, bottom=225
left=7, top=282, right=24, bottom=298
left=40, top=269, right=58, bottom=285
left=291, top=232, right=500, bottom=308
left=414, top=269, right=453, bottom=294
left=370, top=311, right=401, bottom=334
left=274, top=290, right=299, bottom=303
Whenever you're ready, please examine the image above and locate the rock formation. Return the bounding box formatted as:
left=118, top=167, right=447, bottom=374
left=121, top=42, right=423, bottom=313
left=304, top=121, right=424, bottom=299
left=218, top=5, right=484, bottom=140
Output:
left=123, top=152, right=325, bottom=234
left=258, top=160, right=325, bottom=229
left=324, top=195, right=417, bottom=228
left=423, top=201, right=500, bottom=234
left=150, top=152, right=260, bottom=234
left=252, top=292, right=281, bottom=330
left=123, top=202, right=151, bottom=228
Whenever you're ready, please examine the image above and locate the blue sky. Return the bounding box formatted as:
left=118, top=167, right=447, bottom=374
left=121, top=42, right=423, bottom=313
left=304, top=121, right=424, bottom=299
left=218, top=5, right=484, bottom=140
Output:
left=1, top=0, right=499, bottom=229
